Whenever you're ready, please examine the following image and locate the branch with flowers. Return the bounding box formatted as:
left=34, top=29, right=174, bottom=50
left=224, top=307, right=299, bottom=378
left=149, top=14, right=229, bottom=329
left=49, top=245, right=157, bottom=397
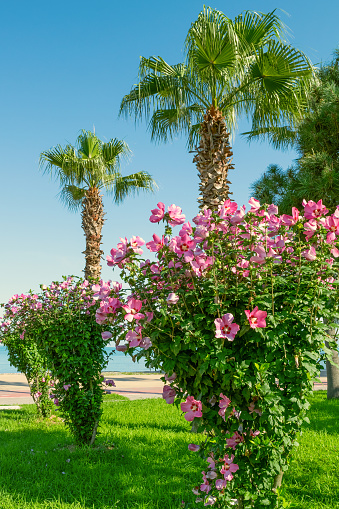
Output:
left=94, top=197, right=339, bottom=508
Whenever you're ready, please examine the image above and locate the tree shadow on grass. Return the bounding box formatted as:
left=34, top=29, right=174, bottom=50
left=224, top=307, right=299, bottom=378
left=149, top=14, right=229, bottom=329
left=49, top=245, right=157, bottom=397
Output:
left=102, top=398, right=192, bottom=434
left=282, top=391, right=339, bottom=508
left=303, top=390, right=339, bottom=435
left=0, top=403, right=202, bottom=509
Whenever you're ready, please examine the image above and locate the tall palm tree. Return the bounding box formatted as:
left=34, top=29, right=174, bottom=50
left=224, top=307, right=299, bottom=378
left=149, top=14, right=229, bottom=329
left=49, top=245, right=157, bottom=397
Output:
left=40, top=130, right=157, bottom=280
left=120, top=7, right=314, bottom=210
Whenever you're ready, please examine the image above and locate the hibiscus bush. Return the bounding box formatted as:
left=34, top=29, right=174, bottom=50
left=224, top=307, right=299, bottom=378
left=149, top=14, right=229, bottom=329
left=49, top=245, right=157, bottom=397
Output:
left=94, top=198, right=339, bottom=508
left=1, top=277, right=113, bottom=445
left=0, top=295, right=53, bottom=417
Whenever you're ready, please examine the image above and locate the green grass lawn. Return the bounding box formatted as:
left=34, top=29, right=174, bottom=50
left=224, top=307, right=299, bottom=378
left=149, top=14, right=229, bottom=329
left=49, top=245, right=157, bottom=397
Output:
left=0, top=391, right=338, bottom=509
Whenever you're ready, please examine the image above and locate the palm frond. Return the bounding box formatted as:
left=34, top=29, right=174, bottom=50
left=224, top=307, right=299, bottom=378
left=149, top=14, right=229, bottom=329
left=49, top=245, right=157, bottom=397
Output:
left=58, top=185, right=86, bottom=211
left=39, top=144, right=75, bottom=175
left=242, top=125, right=298, bottom=150
left=120, top=58, right=203, bottom=121
left=148, top=105, right=204, bottom=143
left=233, top=10, right=288, bottom=48
left=186, top=6, right=237, bottom=76
left=187, top=123, right=203, bottom=150
left=105, top=171, right=158, bottom=204
left=101, top=138, right=132, bottom=170
left=249, top=41, right=313, bottom=97
left=77, top=130, right=101, bottom=159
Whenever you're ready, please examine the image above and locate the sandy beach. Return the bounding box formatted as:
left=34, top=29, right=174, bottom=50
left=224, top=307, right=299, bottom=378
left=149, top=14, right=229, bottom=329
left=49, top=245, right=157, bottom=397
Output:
left=0, top=372, right=164, bottom=406
left=0, top=371, right=328, bottom=407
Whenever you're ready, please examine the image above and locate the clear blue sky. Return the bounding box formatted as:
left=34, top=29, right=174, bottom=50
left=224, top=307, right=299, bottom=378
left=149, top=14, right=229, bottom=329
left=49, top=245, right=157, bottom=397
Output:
left=1, top=0, right=338, bottom=308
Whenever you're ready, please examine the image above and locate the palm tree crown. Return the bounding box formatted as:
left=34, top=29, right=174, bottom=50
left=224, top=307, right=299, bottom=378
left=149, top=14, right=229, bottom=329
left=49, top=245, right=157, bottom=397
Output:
left=120, top=7, right=314, bottom=209
left=40, top=130, right=157, bottom=280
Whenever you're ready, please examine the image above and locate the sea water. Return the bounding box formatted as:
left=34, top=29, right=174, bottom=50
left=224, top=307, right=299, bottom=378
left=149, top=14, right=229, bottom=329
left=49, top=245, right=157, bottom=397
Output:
left=0, top=344, right=149, bottom=374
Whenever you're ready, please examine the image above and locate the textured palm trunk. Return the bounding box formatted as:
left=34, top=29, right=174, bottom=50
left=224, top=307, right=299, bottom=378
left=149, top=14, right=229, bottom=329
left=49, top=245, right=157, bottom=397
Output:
left=323, top=318, right=339, bottom=399
left=325, top=339, right=339, bottom=399
left=81, top=187, right=105, bottom=281
left=193, top=105, right=234, bottom=211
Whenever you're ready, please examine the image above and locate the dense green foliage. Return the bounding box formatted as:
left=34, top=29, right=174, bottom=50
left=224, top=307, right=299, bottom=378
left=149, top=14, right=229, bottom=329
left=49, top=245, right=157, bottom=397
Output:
left=103, top=199, right=339, bottom=507
left=251, top=49, right=339, bottom=214
left=1, top=278, right=113, bottom=445
left=0, top=326, right=53, bottom=417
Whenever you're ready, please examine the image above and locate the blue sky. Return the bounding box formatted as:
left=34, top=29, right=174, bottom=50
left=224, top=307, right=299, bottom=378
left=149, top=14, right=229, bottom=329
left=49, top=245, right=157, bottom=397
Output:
left=1, top=0, right=338, bottom=308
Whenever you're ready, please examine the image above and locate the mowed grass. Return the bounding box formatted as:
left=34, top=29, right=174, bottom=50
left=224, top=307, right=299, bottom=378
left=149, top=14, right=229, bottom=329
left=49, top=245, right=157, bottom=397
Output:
left=0, top=391, right=338, bottom=508
left=284, top=391, right=339, bottom=508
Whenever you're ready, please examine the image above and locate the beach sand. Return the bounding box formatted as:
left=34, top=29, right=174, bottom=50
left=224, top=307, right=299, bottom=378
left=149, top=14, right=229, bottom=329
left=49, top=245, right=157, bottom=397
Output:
left=0, top=372, right=164, bottom=405
left=0, top=371, right=328, bottom=407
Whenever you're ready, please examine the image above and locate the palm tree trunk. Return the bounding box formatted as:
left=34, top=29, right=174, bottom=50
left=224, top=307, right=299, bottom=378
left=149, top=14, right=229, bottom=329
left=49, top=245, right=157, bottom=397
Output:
left=81, top=187, right=105, bottom=281
left=193, top=106, right=234, bottom=211
left=325, top=339, right=339, bottom=399
left=323, top=317, right=339, bottom=399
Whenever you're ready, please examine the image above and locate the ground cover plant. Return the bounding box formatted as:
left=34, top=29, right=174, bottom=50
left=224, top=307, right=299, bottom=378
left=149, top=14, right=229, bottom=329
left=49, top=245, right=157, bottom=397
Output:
left=0, top=393, right=338, bottom=509
left=98, top=198, right=339, bottom=507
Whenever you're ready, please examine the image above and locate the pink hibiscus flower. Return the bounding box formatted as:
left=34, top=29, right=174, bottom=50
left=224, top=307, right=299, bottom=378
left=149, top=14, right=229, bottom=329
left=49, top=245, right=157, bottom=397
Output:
left=324, top=215, right=339, bottom=236
left=171, top=233, right=196, bottom=262
left=226, top=431, right=244, bottom=450
left=230, top=206, right=246, bottom=225
left=248, top=197, right=261, bottom=212
left=167, top=204, right=185, bottom=226
left=218, top=199, right=238, bottom=219
left=200, top=472, right=212, bottom=493
left=215, top=479, right=227, bottom=490
left=250, top=246, right=266, bottom=264
left=146, top=234, right=165, bottom=252
left=129, top=236, right=145, bottom=254
left=139, top=336, right=152, bottom=349
left=164, top=372, right=177, bottom=382
left=122, top=298, right=145, bottom=322
left=163, top=385, right=176, bottom=404
left=302, top=246, right=317, bottom=261
left=193, top=209, right=213, bottom=227
left=125, top=330, right=142, bottom=347
left=101, top=331, right=112, bottom=340
left=244, top=306, right=267, bottom=328
left=214, top=314, right=240, bottom=341
left=188, top=443, right=200, bottom=452
left=181, top=396, right=203, bottom=421
left=303, top=199, right=328, bottom=219
left=149, top=202, right=165, bottom=223
left=106, top=237, right=129, bottom=266
left=166, top=293, right=179, bottom=305
left=281, top=206, right=300, bottom=226
left=267, top=203, right=278, bottom=215
left=218, top=393, right=231, bottom=420
left=220, top=454, right=239, bottom=479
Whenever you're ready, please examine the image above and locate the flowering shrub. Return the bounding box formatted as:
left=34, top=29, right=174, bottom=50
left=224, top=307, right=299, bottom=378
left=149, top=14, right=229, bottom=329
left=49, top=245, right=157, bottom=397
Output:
left=0, top=296, right=53, bottom=417
left=1, top=277, right=113, bottom=445
left=95, top=197, right=339, bottom=508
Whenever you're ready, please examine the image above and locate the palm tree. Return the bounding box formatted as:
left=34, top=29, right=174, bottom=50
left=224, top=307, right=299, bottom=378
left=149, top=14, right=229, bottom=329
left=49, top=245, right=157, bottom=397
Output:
left=40, top=130, right=157, bottom=280
left=120, top=7, right=314, bottom=210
